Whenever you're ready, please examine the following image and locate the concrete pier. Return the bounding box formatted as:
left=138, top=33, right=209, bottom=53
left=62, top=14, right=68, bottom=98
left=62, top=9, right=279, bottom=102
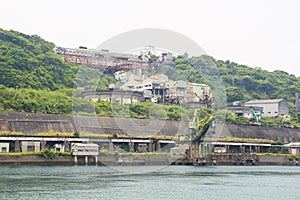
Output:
left=95, top=156, right=98, bottom=165
left=74, top=156, right=78, bottom=165
left=85, top=156, right=88, bottom=165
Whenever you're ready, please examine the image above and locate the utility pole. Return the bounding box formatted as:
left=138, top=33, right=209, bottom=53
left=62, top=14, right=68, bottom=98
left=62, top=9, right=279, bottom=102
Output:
left=296, top=93, right=299, bottom=119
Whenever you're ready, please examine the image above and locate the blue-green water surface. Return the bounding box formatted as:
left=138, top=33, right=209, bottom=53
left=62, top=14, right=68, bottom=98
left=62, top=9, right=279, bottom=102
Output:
left=0, top=165, right=299, bottom=200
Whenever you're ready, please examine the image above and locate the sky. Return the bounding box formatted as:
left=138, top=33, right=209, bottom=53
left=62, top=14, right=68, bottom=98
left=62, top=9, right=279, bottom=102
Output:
left=1, top=0, right=300, bottom=76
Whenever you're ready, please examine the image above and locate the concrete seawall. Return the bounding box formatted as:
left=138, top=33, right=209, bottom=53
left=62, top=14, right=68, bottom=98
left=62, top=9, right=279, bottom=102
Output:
left=0, top=154, right=298, bottom=166
left=0, top=154, right=171, bottom=166
left=0, top=155, right=73, bottom=166
left=1, top=111, right=300, bottom=142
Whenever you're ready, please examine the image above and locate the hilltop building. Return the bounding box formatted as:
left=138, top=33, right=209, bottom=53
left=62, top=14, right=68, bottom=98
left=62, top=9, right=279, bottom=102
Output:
left=54, top=46, right=148, bottom=73
left=83, top=71, right=212, bottom=107
left=118, top=72, right=212, bottom=106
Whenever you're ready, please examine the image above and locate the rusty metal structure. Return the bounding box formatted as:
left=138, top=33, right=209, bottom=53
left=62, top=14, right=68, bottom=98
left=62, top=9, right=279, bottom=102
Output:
left=54, top=47, right=150, bottom=73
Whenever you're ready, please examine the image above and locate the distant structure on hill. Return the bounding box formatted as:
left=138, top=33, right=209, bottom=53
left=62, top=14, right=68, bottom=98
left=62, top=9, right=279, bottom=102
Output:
left=245, top=99, right=289, bottom=118
left=83, top=72, right=212, bottom=107
left=54, top=46, right=149, bottom=73
left=55, top=46, right=212, bottom=107
left=54, top=46, right=175, bottom=74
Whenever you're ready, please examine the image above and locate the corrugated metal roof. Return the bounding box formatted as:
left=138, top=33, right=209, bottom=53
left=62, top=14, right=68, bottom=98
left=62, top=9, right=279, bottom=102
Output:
left=245, top=99, right=285, bottom=104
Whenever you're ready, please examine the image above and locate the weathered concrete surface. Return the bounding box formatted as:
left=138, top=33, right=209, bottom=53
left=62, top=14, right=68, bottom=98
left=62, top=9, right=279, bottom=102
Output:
left=0, top=112, right=188, bottom=136
left=173, top=154, right=297, bottom=166
left=0, top=154, right=171, bottom=166
left=1, top=112, right=300, bottom=142
left=215, top=124, right=300, bottom=143
left=73, top=115, right=187, bottom=136
left=99, top=154, right=171, bottom=166
left=0, top=155, right=73, bottom=166
left=257, top=155, right=286, bottom=165
left=0, top=112, right=74, bottom=134
left=0, top=153, right=297, bottom=166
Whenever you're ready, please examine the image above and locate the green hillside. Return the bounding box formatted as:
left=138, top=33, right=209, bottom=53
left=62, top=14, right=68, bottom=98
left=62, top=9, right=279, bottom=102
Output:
left=172, top=56, right=300, bottom=115
left=0, top=28, right=299, bottom=121
left=0, top=28, right=78, bottom=90
left=216, top=60, right=300, bottom=104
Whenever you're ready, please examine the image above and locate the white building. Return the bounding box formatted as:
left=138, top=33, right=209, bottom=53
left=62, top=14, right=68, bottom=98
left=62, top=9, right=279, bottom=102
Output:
left=21, top=141, right=41, bottom=152
left=285, top=143, right=300, bottom=155
left=165, top=80, right=187, bottom=98
left=0, top=143, right=9, bottom=153
left=71, top=143, right=99, bottom=156
left=186, top=83, right=211, bottom=102
left=114, top=70, right=128, bottom=82
left=245, top=99, right=289, bottom=118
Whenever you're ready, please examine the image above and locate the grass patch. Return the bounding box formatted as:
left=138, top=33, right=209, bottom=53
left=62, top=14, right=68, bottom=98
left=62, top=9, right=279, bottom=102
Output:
left=0, top=131, right=25, bottom=137
left=34, top=132, right=74, bottom=137
left=0, top=150, right=71, bottom=157
left=204, top=137, right=283, bottom=145
left=80, top=132, right=177, bottom=140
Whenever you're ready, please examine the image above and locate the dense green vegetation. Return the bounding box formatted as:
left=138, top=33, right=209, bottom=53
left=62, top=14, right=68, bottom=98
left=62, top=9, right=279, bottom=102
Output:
left=1, top=28, right=300, bottom=127
left=173, top=55, right=300, bottom=114
left=0, top=86, right=73, bottom=113
left=0, top=85, right=190, bottom=121
left=216, top=60, right=300, bottom=117
left=0, top=28, right=78, bottom=90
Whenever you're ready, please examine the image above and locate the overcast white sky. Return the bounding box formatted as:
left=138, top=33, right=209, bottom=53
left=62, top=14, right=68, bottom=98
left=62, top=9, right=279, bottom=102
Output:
left=1, top=0, right=299, bottom=76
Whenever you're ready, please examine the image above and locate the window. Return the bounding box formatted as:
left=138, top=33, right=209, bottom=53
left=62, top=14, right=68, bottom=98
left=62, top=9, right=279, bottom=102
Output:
left=1, top=147, right=7, bottom=153
left=27, top=145, right=35, bottom=152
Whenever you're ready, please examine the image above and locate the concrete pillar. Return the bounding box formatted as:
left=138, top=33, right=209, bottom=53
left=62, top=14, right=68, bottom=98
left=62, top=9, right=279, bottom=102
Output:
left=157, top=142, right=161, bottom=151
left=129, top=141, right=134, bottom=152
left=287, top=147, right=292, bottom=154
left=95, top=156, right=98, bottom=165
left=149, top=140, right=153, bottom=152
left=152, top=139, right=158, bottom=152
left=199, top=143, right=204, bottom=158
left=109, top=142, right=114, bottom=152
left=255, top=146, right=260, bottom=153
left=85, top=156, right=88, bottom=165
left=14, top=140, right=20, bottom=152
left=64, top=141, right=70, bottom=152
left=190, top=141, right=199, bottom=160
left=40, top=141, right=46, bottom=150
left=74, top=156, right=78, bottom=165
left=240, top=145, right=245, bottom=154
left=116, top=145, right=119, bottom=153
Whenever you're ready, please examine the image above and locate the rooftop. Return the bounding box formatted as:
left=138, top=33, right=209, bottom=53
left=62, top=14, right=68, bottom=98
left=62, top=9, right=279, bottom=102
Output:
left=245, top=99, right=285, bottom=104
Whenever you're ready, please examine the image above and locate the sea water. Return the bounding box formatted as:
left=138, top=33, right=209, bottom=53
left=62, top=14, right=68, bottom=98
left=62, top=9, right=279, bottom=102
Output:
left=0, top=165, right=299, bottom=200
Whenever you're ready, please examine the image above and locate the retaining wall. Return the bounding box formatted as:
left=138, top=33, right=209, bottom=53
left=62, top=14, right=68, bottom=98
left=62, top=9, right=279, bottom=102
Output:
left=1, top=112, right=300, bottom=142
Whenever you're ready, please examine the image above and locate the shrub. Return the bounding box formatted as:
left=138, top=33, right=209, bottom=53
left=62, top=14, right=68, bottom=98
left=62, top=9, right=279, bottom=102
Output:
left=38, top=149, right=57, bottom=159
